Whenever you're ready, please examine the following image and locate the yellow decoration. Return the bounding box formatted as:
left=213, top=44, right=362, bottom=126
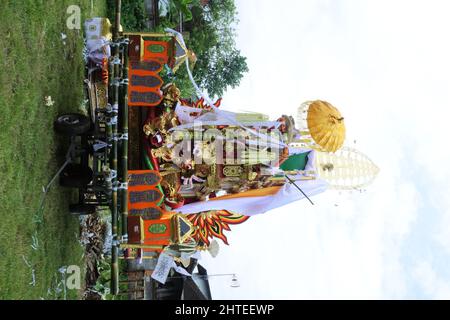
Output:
left=306, top=100, right=346, bottom=152
left=172, top=35, right=197, bottom=73
left=173, top=214, right=196, bottom=244
left=314, top=147, right=380, bottom=190
left=85, top=18, right=112, bottom=41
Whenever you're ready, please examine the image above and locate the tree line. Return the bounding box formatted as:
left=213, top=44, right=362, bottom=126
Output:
left=108, top=0, right=248, bottom=98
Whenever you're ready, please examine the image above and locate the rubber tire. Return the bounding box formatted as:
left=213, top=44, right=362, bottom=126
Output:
left=59, top=163, right=93, bottom=188
left=69, top=204, right=96, bottom=216
left=54, top=113, right=91, bottom=136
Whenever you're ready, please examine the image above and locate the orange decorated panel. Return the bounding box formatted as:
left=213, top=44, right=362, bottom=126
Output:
left=128, top=186, right=163, bottom=207
left=127, top=170, right=161, bottom=190
left=128, top=90, right=163, bottom=107
left=143, top=41, right=169, bottom=64
left=128, top=61, right=163, bottom=107
left=143, top=218, right=172, bottom=246
left=129, top=60, right=163, bottom=74
left=127, top=170, right=163, bottom=210
left=127, top=40, right=171, bottom=107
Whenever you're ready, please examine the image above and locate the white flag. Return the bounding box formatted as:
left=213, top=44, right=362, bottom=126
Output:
left=151, top=254, right=174, bottom=284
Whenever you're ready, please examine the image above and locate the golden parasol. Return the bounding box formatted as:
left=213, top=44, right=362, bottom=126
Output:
left=306, top=100, right=346, bottom=152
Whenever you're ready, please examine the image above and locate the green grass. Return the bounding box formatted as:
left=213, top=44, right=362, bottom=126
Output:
left=0, top=0, right=107, bottom=300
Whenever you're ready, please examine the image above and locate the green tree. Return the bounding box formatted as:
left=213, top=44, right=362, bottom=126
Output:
left=107, top=0, right=149, bottom=31
left=194, top=47, right=248, bottom=98
left=181, top=0, right=249, bottom=98
left=114, top=0, right=248, bottom=98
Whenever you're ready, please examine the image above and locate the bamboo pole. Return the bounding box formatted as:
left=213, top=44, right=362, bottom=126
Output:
left=119, top=244, right=164, bottom=250
left=110, top=0, right=121, bottom=296
left=122, top=32, right=172, bottom=38
left=120, top=38, right=129, bottom=239
left=119, top=255, right=157, bottom=260
left=284, top=174, right=315, bottom=205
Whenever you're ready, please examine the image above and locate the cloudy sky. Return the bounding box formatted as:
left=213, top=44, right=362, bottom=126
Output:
left=200, top=0, right=450, bottom=299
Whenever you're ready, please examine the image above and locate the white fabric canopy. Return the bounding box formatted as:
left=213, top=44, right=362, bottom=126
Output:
left=177, top=178, right=328, bottom=216
left=172, top=103, right=284, bottom=149
left=174, top=104, right=281, bottom=129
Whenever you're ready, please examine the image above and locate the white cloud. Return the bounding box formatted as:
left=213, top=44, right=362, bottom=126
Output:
left=412, top=260, right=450, bottom=299
left=432, top=188, right=450, bottom=256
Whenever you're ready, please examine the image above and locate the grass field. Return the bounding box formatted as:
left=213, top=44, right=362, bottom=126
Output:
left=0, top=0, right=107, bottom=299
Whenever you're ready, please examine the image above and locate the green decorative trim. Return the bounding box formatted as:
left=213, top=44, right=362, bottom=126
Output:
left=149, top=223, right=167, bottom=234
left=147, top=44, right=165, bottom=54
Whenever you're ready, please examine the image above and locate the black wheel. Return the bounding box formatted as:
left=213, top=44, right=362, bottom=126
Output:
left=60, top=163, right=93, bottom=188
left=69, top=204, right=96, bottom=216
left=54, top=113, right=91, bottom=136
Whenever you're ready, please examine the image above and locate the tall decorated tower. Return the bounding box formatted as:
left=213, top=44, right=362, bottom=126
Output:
left=313, top=147, right=379, bottom=190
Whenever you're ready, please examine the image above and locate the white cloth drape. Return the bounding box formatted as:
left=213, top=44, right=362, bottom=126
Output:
left=177, top=178, right=328, bottom=216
